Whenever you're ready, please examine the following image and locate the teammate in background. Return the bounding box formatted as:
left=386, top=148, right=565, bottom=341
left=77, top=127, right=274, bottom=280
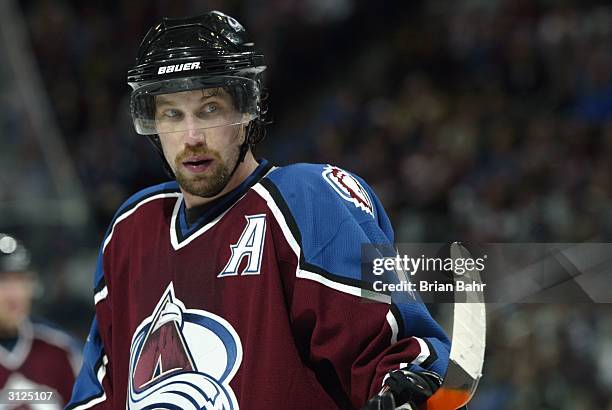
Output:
left=68, top=11, right=449, bottom=410
left=0, top=233, right=80, bottom=408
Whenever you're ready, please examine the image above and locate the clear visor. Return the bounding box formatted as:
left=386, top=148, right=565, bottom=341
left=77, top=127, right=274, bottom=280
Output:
left=130, top=76, right=260, bottom=135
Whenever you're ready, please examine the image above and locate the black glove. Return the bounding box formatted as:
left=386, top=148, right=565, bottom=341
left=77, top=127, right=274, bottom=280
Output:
left=362, top=391, right=397, bottom=410
left=362, top=370, right=442, bottom=410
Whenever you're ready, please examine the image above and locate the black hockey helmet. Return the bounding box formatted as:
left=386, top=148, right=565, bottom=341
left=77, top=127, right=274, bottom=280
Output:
left=127, top=11, right=269, bottom=175
left=0, top=233, right=31, bottom=274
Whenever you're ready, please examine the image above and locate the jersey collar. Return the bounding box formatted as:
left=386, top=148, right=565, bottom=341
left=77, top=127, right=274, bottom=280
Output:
left=0, top=320, right=33, bottom=370
left=174, top=159, right=273, bottom=243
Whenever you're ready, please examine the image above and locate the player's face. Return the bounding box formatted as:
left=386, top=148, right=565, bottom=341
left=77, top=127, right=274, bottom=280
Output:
left=155, top=88, right=246, bottom=199
left=0, top=272, right=34, bottom=335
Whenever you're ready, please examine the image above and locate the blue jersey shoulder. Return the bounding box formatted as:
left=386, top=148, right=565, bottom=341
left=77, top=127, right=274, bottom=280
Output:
left=115, top=181, right=179, bottom=218
left=267, top=163, right=393, bottom=239
left=104, top=180, right=179, bottom=240
left=267, top=163, right=384, bottom=225
left=264, top=163, right=394, bottom=282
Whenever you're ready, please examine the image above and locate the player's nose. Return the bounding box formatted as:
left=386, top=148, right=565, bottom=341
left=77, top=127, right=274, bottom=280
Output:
left=183, top=116, right=207, bottom=146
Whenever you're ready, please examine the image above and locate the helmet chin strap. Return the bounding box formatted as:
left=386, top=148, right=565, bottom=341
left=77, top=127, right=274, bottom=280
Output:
left=147, top=134, right=175, bottom=179
left=227, top=122, right=253, bottom=179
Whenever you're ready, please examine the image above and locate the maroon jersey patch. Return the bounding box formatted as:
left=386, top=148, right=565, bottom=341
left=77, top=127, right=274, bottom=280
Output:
left=0, top=321, right=79, bottom=408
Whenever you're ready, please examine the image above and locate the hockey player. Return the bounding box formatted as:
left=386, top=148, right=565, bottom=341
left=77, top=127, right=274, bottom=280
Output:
left=0, top=233, right=80, bottom=408
left=67, top=11, right=450, bottom=410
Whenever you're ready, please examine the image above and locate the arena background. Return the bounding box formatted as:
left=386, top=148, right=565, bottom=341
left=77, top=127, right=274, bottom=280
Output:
left=1, top=0, right=611, bottom=408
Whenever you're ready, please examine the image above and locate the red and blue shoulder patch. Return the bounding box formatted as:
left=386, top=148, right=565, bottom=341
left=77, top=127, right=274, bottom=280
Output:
left=322, top=165, right=374, bottom=217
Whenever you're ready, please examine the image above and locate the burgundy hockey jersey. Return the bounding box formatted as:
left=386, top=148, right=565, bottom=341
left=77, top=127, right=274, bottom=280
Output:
left=0, top=319, right=80, bottom=408
left=68, top=160, right=450, bottom=409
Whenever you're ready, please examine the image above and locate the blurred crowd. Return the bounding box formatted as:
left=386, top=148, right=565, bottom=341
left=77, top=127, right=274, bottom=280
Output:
left=471, top=304, right=612, bottom=409
left=296, top=1, right=612, bottom=244
left=3, top=0, right=612, bottom=408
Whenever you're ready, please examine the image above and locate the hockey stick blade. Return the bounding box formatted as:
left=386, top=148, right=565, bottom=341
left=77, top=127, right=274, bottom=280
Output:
left=424, top=242, right=486, bottom=410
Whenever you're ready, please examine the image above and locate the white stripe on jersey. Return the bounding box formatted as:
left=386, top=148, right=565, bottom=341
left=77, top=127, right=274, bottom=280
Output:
left=71, top=354, right=108, bottom=410
left=251, top=182, right=390, bottom=304
left=386, top=310, right=399, bottom=344
left=103, top=192, right=182, bottom=253
left=0, top=320, right=33, bottom=370
left=94, top=285, right=108, bottom=305
left=32, top=322, right=81, bottom=375
left=169, top=195, right=237, bottom=251
left=168, top=167, right=278, bottom=251
left=400, top=337, right=431, bottom=368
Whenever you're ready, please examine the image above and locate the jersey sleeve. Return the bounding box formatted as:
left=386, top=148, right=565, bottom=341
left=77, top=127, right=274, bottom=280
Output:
left=264, top=164, right=450, bottom=408
left=66, top=248, right=113, bottom=409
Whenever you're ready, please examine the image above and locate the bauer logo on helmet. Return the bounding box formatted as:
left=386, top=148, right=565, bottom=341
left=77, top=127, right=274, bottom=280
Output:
left=157, top=62, right=202, bottom=75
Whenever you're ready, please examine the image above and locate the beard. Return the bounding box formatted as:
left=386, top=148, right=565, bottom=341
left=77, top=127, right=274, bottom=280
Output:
left=173, top=145, right=240, bottom=199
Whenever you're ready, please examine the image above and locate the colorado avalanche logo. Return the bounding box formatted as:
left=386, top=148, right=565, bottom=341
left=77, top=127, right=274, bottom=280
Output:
left=128, top=283, right=242, bottom=409
left=322, top=165, right=374, bottom=217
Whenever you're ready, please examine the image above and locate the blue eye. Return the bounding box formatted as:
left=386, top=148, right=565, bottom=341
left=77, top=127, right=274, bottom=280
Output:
left=203, top=103, right=218, bottom=114
left=163, top=109, right=182, bottom=119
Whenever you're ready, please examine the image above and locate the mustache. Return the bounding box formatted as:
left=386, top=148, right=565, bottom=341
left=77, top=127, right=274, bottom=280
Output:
left=175, top=147, right=221, bottom=162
